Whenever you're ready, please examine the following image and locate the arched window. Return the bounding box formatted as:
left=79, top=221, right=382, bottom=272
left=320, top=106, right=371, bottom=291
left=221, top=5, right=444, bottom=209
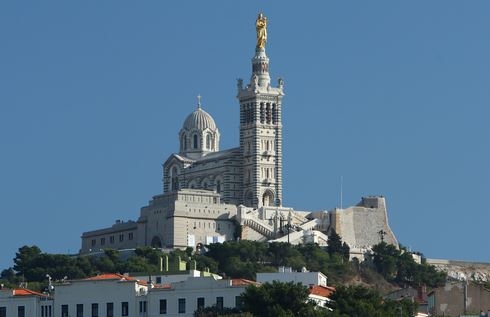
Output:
left=206, top=134, right=211, bottom=149
left=181, top=134, right=187, bottom=150
left=151, top=236, right=162, bottom=248
left=193, top=134, right=198, bottom=149
left=272, top=104, right=277, bottom=124
left=216, top=180, right=221, bottom=193
left=266, top=103, right=271, bottom=124
left=171, top=167, right=179, bottom=191
left=260, top=103, right=265, bottom=123
left=262, top=191, right=274, bottom=207
left=244, top=191, right=254, bottom=207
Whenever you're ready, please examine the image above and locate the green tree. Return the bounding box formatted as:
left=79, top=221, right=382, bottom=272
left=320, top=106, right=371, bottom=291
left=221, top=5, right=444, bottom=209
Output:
left=371, top=242, right=400, bottom=281
left=326, top=285, right=417, bottom=317
left=194, top=306, right=252, bottom=317
left=327, top=230, right=350, bottom=262
left=371, top=242, right=446, bottom=288
left=267, top=242, right=305, bottom=269
left=241, top=281, right=325, bottom=317
left=194, top=254, right=219, bottom=273
left=13, top=245, right=42, bottom=277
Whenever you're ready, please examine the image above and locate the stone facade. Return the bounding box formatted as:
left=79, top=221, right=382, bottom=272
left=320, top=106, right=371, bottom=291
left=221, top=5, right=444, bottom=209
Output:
left=330, top=196, right=398, bottom=251
left=428, top=281, right=490, bottom=316
left=80, top=14, right=398, bottom=257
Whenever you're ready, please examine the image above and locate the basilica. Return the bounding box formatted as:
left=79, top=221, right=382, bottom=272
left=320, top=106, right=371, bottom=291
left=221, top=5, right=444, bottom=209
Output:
left=81, top=14, right=398, bottom=257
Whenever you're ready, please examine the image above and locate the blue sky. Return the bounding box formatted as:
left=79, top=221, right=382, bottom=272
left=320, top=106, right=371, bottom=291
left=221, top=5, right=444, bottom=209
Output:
left=1, top=1, right=489, bottom=271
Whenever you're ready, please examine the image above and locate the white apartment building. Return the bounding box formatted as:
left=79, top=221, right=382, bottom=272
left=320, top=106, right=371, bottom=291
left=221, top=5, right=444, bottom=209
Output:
left=256, top=267, right=334, bottom=309
left=54, top=274, right=148, bottom=317
left=147, top=277, right=254, bottom=317
left=0, top=287, right=53, bottom=317
left=256, top=266, right=328, bottom=287
left=50, top=273, right=253, bottom=317
left=1, top=270, right=334, bottom=316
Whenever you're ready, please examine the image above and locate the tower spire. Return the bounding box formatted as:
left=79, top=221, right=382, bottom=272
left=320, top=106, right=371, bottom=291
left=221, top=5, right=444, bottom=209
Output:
left=236, top=13, right=284, bottom=208
left=252, top=13, right=270, bottom=88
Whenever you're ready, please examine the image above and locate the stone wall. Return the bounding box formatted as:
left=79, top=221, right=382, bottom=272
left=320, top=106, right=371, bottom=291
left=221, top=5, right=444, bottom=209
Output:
left=330, top=196, right=398, bottom=250
left=428, top=281, right=490, bottom=316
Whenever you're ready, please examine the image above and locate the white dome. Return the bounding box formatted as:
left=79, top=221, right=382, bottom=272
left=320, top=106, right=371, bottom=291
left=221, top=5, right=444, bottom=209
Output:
left=183, top=106, right=217, bottom=132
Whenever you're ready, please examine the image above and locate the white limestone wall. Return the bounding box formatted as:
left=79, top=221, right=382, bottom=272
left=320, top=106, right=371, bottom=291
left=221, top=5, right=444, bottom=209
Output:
left=331, top=197, right=398, bottom=250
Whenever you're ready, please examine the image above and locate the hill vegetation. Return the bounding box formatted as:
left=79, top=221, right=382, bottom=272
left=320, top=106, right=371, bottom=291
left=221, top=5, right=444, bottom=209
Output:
left=1, top=238, right=446, bottom=316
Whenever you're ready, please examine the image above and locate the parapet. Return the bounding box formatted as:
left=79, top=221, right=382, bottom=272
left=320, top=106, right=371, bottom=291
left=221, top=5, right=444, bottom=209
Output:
left=357, top=196, right=386, bottom=209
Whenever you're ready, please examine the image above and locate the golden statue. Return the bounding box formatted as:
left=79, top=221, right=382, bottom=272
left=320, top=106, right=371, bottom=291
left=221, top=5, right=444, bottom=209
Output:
left=256, top=13, right=267, bottom=49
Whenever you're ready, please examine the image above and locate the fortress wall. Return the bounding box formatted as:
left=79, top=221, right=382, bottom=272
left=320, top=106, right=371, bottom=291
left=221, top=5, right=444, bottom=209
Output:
left=351, top=206, right=397, bottom=247
left=332, top=196, right=398, bottom=249
left=333, top=208, right=356, bottom=247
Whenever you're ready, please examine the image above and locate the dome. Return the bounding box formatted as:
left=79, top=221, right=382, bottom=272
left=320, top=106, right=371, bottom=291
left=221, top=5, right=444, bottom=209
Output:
left=183, top=106, right=217, bottom=131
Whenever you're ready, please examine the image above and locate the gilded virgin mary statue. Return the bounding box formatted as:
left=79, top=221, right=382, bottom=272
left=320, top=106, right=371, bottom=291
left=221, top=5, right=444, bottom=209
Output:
left=256, top=13, right=267, bottom=49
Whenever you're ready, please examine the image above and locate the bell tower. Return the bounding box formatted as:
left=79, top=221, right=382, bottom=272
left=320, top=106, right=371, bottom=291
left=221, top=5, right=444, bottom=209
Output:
left=237, top=13, right=285, bottom=208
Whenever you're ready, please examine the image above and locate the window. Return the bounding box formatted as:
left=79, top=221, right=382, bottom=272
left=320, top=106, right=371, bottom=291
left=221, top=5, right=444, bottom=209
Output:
left=128, top=233, right=133, bottom=240
left=91, top=303, right=98, bottom=317
left=76, top=304, right=83, bottom=317
left=178, top=298, right=186, bottom=314
left=121, top=302, right=128, bottom=316
left=197, top=297, right=205, bottom=310
left=156, top=276, right=162, bottom=284
left=0, top=307, right=6, bottom=317
left=106, top=302, right=113, bottom=317
left=119, top=234, right=124, bottom=242
left=41, top=306, right=52, bottom=317
left=193, top=134, right=198, bottom=149
left=139, top=301, right=147, bottom=313
left=235, top=296, right=244, bottom=310
left=100, top=237, right=105, bottom=245
left=91, top=239, right=96, bottom=246
left=17, top=306, right=25, bottom=317
left=206, top=134, right=211, bottom=149
left=109, top=236, right=114, bottom=244
left=216, top=297, right=223, bottom=310
left=61, top=305, right=68, bottom=317
left=181, top=134, right=187, bottom=150
left=216, top=180, right=221, bottom=193
left=159, top=299, right=167, bottom=314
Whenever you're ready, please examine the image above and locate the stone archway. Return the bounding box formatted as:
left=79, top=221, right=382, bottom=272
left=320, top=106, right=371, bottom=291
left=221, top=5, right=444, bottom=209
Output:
left=262, top=190, right=274, bottom=207
left=244, top=191, right=254, bottom=207
left=150, top=236, right=162, bottom=248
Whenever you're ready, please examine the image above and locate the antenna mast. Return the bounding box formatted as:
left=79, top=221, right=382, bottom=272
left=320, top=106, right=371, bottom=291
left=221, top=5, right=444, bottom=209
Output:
left=340, top=175, right=343, bottom=209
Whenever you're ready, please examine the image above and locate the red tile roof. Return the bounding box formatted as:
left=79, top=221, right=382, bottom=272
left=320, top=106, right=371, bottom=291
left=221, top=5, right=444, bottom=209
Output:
left=84, top=273, right=147, bottom=286
left=84, top=273, right=134, bottom=281
left=151, top=283, right=172, bottom=289
left=309, top=285, right=335, bottom=298
left=13, top=288, right=48, bottom=297
left=231, top=279, right=260, bottom=287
